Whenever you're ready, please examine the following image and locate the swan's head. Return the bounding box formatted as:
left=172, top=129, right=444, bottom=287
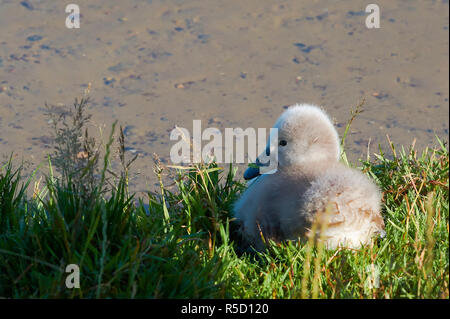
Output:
left=244, top=104, right=340, bottom=180
left=273, top=104, right=340, bottom=167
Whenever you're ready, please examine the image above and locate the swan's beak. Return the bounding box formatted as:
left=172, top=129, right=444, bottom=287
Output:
left=244, top=146, right=271, bottom=180
left=243, top=166, right=260, bottom=180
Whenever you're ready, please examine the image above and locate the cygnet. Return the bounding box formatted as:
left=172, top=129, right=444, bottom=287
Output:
left=234, top=104, right=385, bottom=250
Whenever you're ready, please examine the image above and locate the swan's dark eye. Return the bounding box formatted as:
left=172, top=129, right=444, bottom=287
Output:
left=279, top=140, right=287, bottom=146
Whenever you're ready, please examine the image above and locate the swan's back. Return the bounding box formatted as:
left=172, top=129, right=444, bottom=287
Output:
left=300, top=163, right=384, bottom=249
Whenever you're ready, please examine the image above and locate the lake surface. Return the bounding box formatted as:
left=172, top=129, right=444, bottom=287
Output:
left=0, top=0, right=448, bottom=193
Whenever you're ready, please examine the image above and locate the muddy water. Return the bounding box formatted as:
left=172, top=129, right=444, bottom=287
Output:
left=0, top=0, right=448, bottom=194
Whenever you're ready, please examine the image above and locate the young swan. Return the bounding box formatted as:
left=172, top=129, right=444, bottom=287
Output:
left=234, top=104, right=385, bottom=250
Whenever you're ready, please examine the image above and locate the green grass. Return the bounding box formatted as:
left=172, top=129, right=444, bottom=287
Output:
left=0, top=98, right=448, bottom=298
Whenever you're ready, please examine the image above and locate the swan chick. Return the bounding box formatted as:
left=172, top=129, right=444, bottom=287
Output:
left=233, top=104, right=385, bottom=250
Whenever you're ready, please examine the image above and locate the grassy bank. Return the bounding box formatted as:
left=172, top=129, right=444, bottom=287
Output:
left=0, top=98, right=448, bottom=298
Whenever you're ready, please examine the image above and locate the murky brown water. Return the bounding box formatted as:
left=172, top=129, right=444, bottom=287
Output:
left=0, top=0, right=448, bottom=194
